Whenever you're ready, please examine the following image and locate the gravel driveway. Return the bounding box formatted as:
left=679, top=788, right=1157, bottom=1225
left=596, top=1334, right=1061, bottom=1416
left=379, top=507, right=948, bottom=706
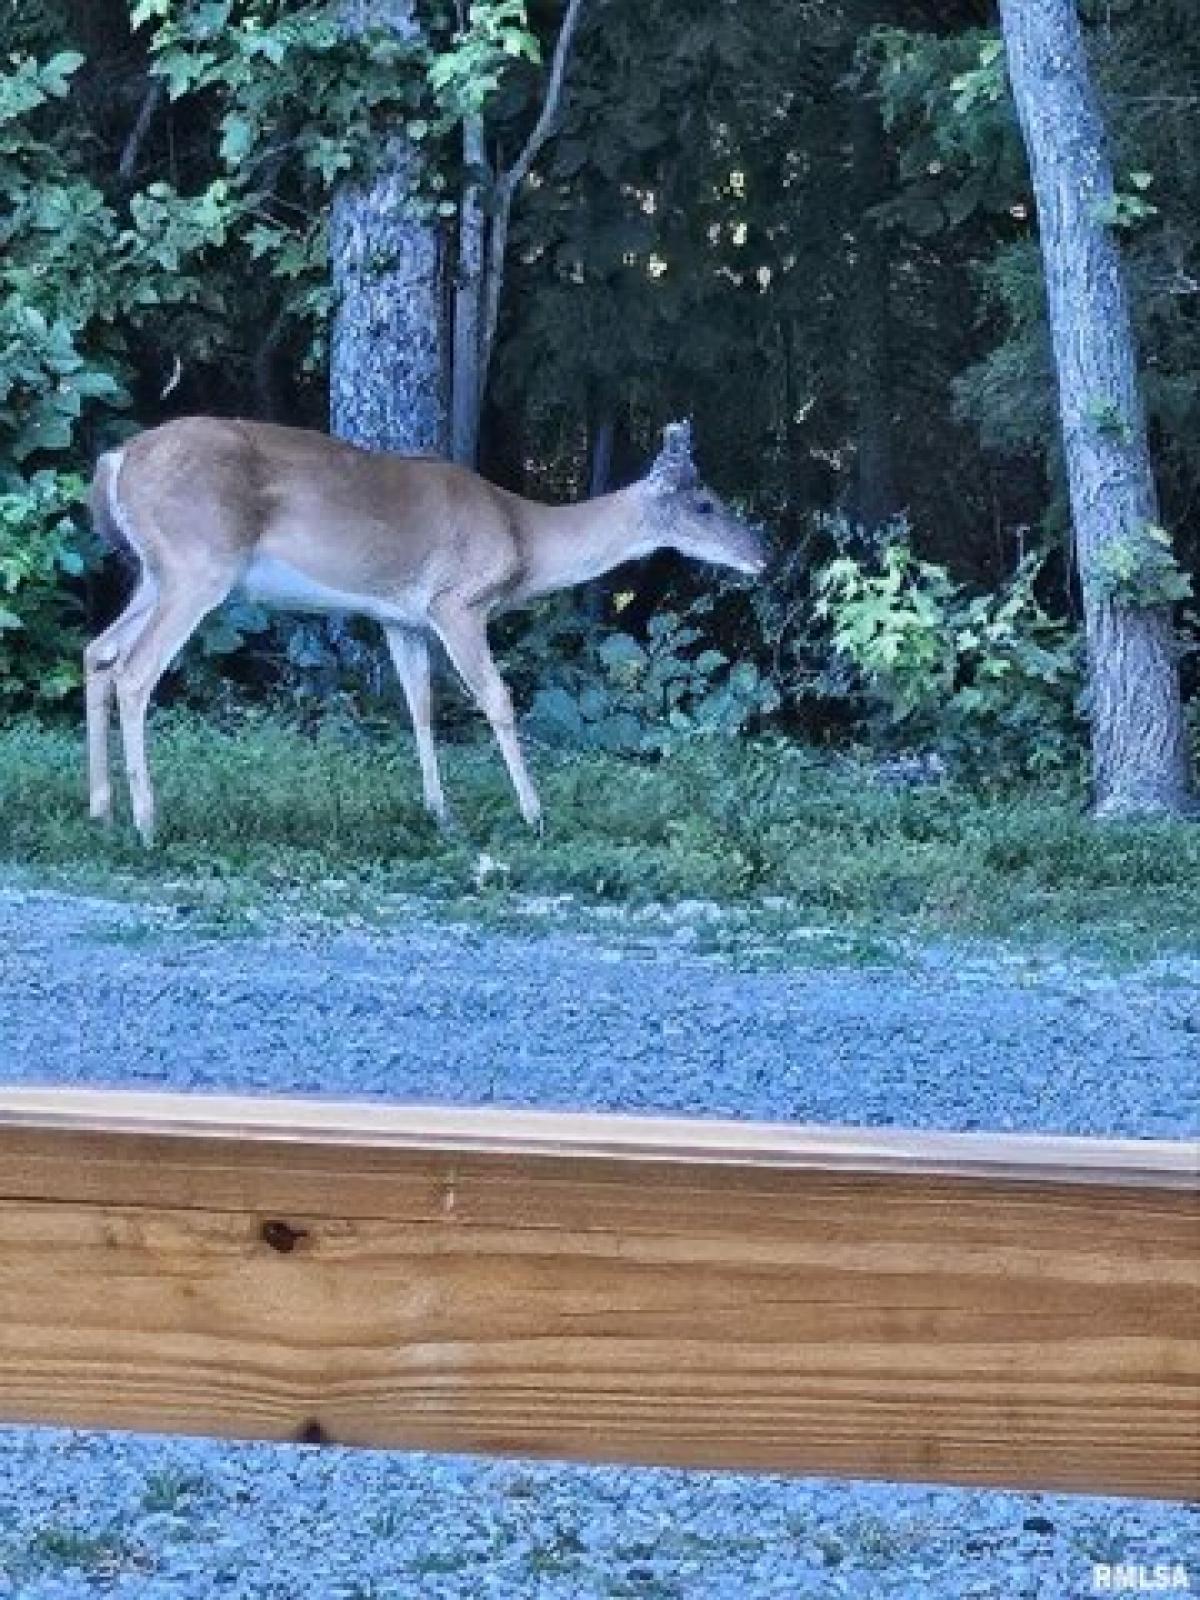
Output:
left=1, top=887, right=1196, bottom=1599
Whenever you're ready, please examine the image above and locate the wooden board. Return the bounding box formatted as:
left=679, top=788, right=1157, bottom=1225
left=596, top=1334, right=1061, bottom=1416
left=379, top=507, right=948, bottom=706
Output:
left=0, top=1088, right=1196, bottom=1498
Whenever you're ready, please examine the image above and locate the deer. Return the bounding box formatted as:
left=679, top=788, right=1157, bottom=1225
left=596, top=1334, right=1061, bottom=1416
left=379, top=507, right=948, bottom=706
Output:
left=84, top=417, right=768, bottom=844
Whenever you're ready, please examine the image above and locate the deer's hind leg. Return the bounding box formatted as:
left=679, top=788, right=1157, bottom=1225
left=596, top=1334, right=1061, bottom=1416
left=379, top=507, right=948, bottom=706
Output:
left=84, top=573, right=158, bottom=823
left=384, top=624, right=449, bottom=825
left=112, top=566, right=235, bottom=845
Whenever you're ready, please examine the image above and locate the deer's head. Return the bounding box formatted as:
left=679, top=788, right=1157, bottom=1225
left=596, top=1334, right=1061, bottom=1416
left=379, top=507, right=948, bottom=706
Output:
left=640, top=422, right=768, bottom=578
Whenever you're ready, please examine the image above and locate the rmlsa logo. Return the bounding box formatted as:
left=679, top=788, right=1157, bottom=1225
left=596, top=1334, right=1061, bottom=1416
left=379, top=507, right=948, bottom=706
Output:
left=1093, top=1565, right=1191, bottom=1594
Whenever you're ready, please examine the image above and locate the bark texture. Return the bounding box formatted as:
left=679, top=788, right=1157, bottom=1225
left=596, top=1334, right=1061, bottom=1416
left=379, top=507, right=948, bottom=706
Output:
left=330, top=0, right=448, bottom=456
left=999, top=0, right=1195, bottom=818
left=450, top=115, right=486, bottom=466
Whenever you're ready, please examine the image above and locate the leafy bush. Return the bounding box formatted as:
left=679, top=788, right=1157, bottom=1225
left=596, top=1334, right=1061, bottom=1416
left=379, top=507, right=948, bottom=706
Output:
left=813, top=531, right=1083, bottom=779
left=1087, top=523, right=1194, bottom=610
left=0, top=51, right=133, bottom=472
left=515, top=598, right=780, bottom=755
left=0, top=471, right=88, bottom=706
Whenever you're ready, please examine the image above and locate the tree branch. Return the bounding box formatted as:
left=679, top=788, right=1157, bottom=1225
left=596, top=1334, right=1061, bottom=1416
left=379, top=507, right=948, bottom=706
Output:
left=118, top=78, right=166, bottom=183
left=478, top=0, right=589, bottom=395
left=496, top=0, right=588, bottom=203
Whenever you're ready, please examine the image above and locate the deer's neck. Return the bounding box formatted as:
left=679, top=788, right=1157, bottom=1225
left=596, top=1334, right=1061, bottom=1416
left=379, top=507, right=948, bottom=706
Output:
left=508, top=485, right=659, bottom=603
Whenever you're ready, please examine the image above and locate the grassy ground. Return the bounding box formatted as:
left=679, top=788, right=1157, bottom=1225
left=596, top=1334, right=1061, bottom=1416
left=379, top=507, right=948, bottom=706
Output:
left=1, top=711, right=1198, bottom=960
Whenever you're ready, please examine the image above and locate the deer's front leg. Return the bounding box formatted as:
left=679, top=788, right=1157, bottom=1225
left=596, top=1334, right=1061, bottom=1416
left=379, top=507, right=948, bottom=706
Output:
left=429, top=599, right=542, bottom=832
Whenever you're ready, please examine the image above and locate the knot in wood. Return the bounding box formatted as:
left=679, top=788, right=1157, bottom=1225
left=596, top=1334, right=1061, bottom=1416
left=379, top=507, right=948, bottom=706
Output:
left=260, top=1219, right=307, bottom=1254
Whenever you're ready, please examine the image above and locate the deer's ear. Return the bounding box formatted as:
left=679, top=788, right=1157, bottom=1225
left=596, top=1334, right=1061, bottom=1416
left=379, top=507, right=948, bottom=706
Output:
left=649, top=419, right=698, bottom=491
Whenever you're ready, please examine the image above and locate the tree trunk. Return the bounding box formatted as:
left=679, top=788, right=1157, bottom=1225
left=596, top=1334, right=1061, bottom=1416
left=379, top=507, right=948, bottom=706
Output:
left=330, top=0, right=448, bottom=456
left=450, top=115, right=486, bottom=466
left=850, top=91, right=898, bottom=532
left=998, top=0, right=1195, bottom=818
left=589, top=414, right=614, bottom=499
left=579, top=410, right=615, bottom=622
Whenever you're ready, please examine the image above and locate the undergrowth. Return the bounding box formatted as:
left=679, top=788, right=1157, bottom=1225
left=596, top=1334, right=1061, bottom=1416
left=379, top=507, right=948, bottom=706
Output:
left=1, top=711, right=1198, bottom=959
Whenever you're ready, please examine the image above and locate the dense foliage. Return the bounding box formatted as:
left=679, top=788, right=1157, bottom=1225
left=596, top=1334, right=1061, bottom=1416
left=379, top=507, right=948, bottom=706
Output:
left=1, top=0, right=1196, bottom=782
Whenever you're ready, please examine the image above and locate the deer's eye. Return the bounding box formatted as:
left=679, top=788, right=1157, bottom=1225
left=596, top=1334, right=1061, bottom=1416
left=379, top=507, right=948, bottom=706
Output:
left=696, top=499, right=715, bottom=515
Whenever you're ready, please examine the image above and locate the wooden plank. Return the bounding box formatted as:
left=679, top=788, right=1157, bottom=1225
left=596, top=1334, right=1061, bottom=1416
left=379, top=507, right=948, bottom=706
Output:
left=0, top=1088, right=1195, bottom=1499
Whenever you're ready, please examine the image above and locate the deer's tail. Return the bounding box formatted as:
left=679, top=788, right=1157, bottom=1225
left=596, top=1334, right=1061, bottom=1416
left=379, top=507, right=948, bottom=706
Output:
left=89, top=449, right=139, bottom=567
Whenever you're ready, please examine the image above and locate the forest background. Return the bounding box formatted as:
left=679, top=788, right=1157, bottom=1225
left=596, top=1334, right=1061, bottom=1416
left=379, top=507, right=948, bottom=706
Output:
left=2, top=0, right=1198, bottom=940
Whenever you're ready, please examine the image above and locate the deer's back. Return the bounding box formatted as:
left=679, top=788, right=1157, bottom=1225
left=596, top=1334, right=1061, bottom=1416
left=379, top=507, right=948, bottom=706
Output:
left=110, top=418, right=524, bottom=617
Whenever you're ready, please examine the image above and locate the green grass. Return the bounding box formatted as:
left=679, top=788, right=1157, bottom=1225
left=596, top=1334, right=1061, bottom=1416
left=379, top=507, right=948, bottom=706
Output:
left=19, top=1523, right=149, bottom=1580
left=140, top=1467, right=211, bottom=1514
left=1, top=710, right=1198, bottom=960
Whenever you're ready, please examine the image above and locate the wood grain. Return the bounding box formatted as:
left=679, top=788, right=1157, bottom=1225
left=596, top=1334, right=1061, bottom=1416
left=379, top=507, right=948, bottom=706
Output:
left=0, top=1089, right=1196, bottom=1498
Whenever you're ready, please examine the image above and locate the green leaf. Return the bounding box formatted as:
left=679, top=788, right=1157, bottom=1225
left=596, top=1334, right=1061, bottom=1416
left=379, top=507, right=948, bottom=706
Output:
left=589, top=712, right=646, bottom=754
left=694, top=649, right=728, bottom=674
left=220, top=114, right=256, bottom=165
left=597, top=632, right=648, bottom=669
left=131, top=0, right=172, bottom=27
left=39, top=52, right=86, bottom=96
left=66, top=370, right=125, bottom=400
left=578, top=685, right=610, bottom=720
left=526, top=686, right=585, bottom=743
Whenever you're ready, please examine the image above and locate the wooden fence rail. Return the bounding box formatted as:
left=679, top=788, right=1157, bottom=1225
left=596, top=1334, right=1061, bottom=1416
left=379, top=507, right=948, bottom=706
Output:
left=0, top=1088, right=1196, bottom=1500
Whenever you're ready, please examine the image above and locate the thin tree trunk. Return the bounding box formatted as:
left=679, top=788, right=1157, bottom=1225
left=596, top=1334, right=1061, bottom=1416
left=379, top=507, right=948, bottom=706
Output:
left=589, top=414, right=614, bottom=499
left=451, top=115, right=486, bottom=466
left=451, top=111, right=489, bottom=464
left=252, top=308, right=288, bottom=421
left=998, top=0, right=1195, bottom=817
left=580, top=410, right=615, bottom=622
left=118, top=78, right=165, bottom=183
left=850, top=90, right=898, bottom=532
left=330, top=0, right=448, bottom=456
left=477, top=0, right=588, bottom=408
left=479, top=180, right=515, bottom=415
